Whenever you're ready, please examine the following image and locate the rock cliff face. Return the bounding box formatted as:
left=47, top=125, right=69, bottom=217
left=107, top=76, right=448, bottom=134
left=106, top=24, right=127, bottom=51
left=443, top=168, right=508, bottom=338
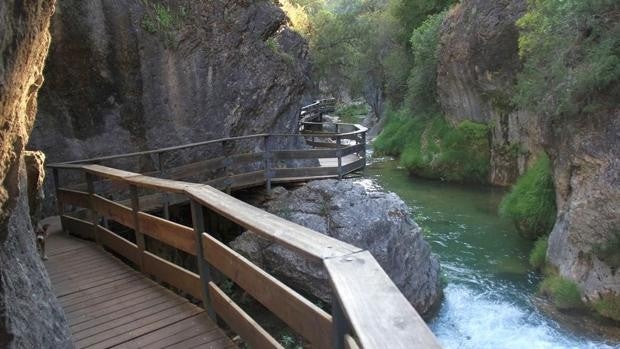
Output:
left=28, top=0, right=311, bottom=210
left=438, top=0, right=620, bottom=315
left=0, top=0, right=72, bottom=347
left=547, top=111, right=620, bottom=303
left=437, top=0, right=542, bottom=187
left=231, top=180, right=442, bottom=315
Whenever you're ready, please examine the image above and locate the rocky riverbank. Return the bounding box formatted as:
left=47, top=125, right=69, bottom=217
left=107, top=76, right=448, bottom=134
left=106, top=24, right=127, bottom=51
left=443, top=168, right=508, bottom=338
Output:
left=232, top=179, right=442, bottom=315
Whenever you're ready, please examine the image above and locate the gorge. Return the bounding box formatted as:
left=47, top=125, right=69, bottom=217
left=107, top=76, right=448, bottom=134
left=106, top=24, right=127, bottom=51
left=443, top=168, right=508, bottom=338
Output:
left=0, top=0, right=618, bottom=347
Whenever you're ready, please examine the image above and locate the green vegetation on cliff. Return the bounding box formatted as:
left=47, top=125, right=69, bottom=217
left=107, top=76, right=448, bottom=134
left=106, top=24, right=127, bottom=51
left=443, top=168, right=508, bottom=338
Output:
left=539, top=275, right=583, bottom=310
left=375, top=111, right=490, bottom=183
left=529, top=236, right=548, bottom=270
left=592, top=294, right=620, bottom=322
left=515, top=0, right=620, bottom=117
left=499, top=154, right=556, bottom=239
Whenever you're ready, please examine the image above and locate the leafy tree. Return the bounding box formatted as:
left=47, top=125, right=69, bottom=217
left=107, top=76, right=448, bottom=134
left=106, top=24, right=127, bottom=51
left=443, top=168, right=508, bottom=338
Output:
left=515, top=0, right=620, bottom=118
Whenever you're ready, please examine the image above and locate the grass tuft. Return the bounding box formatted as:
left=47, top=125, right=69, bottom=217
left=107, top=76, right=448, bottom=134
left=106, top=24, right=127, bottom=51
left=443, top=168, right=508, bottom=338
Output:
left=529, top=236, right=548, bottom=270
left=592, top=293, right=620, bottom=322
left=499, top=153, right=556, bottom=239
left=539, top=275, right=583, bottom=310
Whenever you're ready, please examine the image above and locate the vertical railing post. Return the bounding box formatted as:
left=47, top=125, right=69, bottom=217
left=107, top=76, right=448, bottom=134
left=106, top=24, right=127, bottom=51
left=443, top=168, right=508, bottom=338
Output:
left=361, top=131, right=367, bottom=170
left=130, top=185, right=146, bottom=271
left=156, top=152, right=171, bottom=220
left=264, top=135, right=272, bottom=193
left=331, top=296, right=350, bottom=349
left=52, top=168, right=66, bottom=233
left=85, top=173, right=101, bottom=245
left=190, top=199, right=216, bottom=321
left=222, top=140, right=232, bottom=194
left=337, top=135, right=343, bottom=180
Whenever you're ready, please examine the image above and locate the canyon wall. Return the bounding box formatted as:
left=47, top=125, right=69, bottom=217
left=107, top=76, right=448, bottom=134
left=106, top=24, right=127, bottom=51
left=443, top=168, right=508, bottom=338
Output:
left=437, top=0, right=620, bottom=315
left=29, top=0, right=312, bottom=212
left=0, top=0, right=72, bottom=347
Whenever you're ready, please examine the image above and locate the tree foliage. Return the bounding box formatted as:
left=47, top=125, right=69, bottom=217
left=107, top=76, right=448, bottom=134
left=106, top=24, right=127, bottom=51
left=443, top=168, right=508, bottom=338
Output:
left=515, top=0, right=620, bottom=117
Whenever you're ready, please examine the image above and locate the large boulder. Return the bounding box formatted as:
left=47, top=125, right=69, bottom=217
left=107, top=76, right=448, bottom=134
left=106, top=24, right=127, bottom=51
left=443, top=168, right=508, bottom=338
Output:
left=29, top=0, right=312, bottom=213
left=0, top=0, right=72, bottom=347
left=231, top=179, right=442, bottom=315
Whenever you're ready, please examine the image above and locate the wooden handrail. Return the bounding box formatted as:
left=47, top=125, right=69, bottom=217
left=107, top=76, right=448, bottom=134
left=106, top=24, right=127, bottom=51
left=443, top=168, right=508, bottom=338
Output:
left=49, top=100, right=440, bottom=348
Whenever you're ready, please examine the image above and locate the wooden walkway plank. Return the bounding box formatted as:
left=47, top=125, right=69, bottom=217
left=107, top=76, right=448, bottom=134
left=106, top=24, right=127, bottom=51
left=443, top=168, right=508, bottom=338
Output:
left=78, top=303, right=202, bottom=349
left=44, top=234, right=235, bottom=349
left=112, top=313, right=218, bottom=348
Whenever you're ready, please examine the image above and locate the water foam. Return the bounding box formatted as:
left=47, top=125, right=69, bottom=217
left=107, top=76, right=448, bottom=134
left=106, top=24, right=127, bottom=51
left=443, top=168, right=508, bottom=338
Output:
left=431, top=284, right=616, bottom=349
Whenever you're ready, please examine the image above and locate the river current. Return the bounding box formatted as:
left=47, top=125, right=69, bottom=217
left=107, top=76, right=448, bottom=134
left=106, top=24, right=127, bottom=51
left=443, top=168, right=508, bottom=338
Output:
left=364, top=155, right=618, bottom=349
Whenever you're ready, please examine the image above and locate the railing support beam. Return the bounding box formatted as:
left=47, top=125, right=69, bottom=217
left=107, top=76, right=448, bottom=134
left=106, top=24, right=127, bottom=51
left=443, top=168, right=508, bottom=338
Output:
left=331, top=295, right=351, bottom=349
left=130, top=185, right=146, bottom=271
left=85, top=173, right=101, bottom=245
left=52, top=168, right=66, bottom=234
left=190, top=199, right=217, bottom=321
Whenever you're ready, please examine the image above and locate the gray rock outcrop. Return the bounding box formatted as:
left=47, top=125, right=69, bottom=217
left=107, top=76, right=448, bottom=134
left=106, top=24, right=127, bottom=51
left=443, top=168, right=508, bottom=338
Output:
left=547, top=111, right=620, bottom=304
left=231, top=179, right=442, bottom=315
left=0, top=0, right=72, bottom=347
left=437, top=0, right=620, bottom=316
left=29, top=0, right=312, bottom=212
left=437, top=0, right=544, bottom=186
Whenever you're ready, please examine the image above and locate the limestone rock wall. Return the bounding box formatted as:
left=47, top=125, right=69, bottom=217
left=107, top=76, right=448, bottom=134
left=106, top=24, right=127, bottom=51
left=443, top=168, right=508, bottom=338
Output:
left=437, top=0, right=543, bottom=186
left=0, top=0, right=72, bottom=347
left=29, top=0, right=312, bottom=213
left=437, top=0, right=620, bottom=313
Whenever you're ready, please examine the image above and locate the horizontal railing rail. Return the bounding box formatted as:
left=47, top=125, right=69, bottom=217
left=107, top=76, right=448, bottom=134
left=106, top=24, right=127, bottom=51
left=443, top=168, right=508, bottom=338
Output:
left=48, top=100, right=440, bottom=348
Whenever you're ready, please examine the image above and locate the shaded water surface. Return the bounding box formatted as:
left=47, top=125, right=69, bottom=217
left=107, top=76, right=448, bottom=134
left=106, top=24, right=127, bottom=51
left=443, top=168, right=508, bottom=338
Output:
left=364, top=156, right=617, bottom=349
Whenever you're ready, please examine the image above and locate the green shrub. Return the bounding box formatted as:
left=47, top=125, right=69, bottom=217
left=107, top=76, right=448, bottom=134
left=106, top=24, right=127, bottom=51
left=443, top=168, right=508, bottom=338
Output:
left=141, top=1, right=187, bottom=46
left=373, top=108, right=415, bottom=156
left=592, top=294, right=620, bottom=322
left=514, top=0, right=620, bottom=118
left=375, top=110, right=490, bottom=183
left=529, top=236, right=548, bottom=270
left=500, top=154, right=556, bottom=239
left=405, top=11, right=446, bottom=113
left=439, top=121, right=490, bottom=182
left=539, top=275, right=583, bottom=310
left=335, top=103, right=369, bottom=123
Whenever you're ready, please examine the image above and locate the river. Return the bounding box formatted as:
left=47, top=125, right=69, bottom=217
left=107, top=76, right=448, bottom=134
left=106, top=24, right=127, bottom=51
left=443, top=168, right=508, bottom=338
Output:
left=364, top=155, right=618, bottom=349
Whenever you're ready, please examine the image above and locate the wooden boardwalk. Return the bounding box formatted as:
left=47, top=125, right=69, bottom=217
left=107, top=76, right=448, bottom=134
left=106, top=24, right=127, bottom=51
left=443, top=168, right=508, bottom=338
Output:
left=44, top=233, right=236, bottom=349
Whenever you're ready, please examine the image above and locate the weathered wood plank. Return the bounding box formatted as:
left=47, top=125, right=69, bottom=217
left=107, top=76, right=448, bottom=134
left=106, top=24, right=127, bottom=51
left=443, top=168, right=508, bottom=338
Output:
left=340, top=144, right=365, bottom=157
left=92, top=194, right=134, bottom=229
left=164, top=156, right=226, bottom=179
left=324, top=251, right=441, bottom=349
left=230, top=152, right=265, bottom=165
left=138, top=212, right=195, bottom=255
left=202, top=234, right=332, bottom=348
left=341, top=159, right=365, bottom=174
left=272, top=148, right=340, bottom=160
left=273, top=166, right=338, bottom=178
left=209, top=282, right=283, bottom=349
left=62, top=215, right=94, bottom=239
left=187, top=185, right=361, bottom=260
left=142, top=251, right=203, bottom=301
left=126, top=175, right=197, bottom=194
left=97, top=225, right=140, bottom=265
left=57, top=188, right=91, bottom=209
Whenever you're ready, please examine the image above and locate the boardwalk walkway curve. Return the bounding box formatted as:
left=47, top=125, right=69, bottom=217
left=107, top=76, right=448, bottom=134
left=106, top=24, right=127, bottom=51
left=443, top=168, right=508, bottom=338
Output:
left=47, top=100, right=441, bottom=349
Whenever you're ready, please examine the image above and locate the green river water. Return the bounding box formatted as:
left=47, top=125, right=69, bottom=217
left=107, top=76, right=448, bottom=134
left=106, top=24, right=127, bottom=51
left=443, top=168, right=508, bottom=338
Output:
left=364, top=155, right=618, bottom=349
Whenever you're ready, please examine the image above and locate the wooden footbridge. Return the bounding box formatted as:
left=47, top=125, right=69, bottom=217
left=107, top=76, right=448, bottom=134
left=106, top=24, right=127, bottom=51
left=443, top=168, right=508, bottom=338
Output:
left=47, top=100, right=440, bottom=348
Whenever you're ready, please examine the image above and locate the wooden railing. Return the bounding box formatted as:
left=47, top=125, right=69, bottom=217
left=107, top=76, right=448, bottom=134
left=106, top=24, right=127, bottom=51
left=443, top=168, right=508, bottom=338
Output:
left=49, top=100, right=440, bottom=348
